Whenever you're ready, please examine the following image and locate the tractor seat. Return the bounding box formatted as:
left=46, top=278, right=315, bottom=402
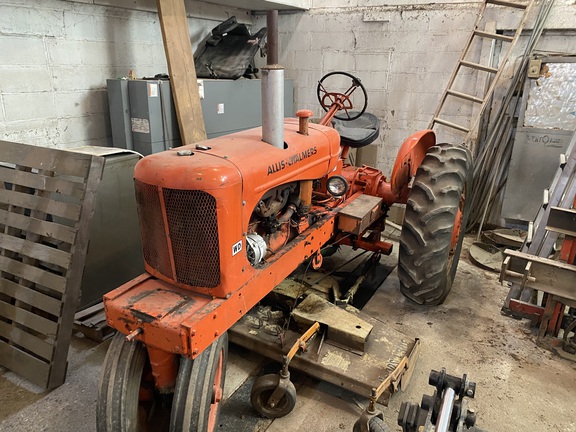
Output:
left=332, top=112, right=380, bottom=148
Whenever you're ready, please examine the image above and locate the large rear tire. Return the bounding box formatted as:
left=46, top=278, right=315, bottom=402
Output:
left=398, top=143, right=472, bottom=305
left=170, top=333, right=228, bottom=432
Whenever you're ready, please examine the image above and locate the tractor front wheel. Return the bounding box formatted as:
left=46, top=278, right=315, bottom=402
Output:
left=96, top=333, right=171, bottom=432
left=170, top=333, right=229, bottom=432
left=398, top=143, right=472, bottom=305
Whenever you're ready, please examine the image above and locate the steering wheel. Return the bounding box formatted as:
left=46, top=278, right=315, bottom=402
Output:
left=316, top=71, right=368, bottom=121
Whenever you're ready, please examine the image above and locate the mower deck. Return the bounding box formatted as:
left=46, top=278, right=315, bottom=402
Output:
left=229, top=308, right=420, bottom=403
left=228, top=255, right=421, bottom=404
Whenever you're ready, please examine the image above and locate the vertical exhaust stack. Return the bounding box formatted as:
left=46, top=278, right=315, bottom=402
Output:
left=262, top=10, right=284, bottom=149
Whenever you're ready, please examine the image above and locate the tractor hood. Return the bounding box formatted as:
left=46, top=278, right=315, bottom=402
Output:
left=134, top=119, right=341, bottom=195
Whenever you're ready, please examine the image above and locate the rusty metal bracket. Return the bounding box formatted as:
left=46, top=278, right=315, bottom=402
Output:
left=355, top=402, right=384, bottom=432
left=508, top=299, right=545, bottom=325
left=284, top=321, right=321, bottom=367
left=501, top=249, right=576, bottom=361
left=546, top=206, right=576, bottom=237
left=267, top=321, right=321, bottom=408
left=355, top=339, right=422, bottom=432
left=400, top=338, right=421, bottom=391
left=266, top=371, right=292, bottom=409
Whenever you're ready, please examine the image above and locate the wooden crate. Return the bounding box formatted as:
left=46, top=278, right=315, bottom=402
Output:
left=0, top=141, right=104, bottom=389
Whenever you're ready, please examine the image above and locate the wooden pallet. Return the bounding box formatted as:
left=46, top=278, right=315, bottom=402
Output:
left=74, top=302, right=114, bottom=342
left=0, top=141, right=104, bottom=389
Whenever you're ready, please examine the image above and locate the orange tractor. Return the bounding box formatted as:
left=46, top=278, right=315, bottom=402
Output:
left=97, top=66, right=471, bottom=431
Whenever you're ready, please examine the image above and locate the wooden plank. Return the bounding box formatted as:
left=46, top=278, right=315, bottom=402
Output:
left=0, top=188, right=81, bottom=222
left=81, top=309, right=106, bottom=325
left=75, top=301, right=106, bottom=321
left=502, top=249, right=576, bottom=301
left=0, top=166, right=86, bottom=201
left=0, top=276, right=61, bottom=316
left=432, top=117, right=471, bottom=133
left=0, top=208, right=76, bottom=244
left=0, top=140, right=92, bottom=178
left=0, top=255, right=67, bottom=293
left=292, top=293, right=373, bottom=352
left=0, top=299, right=59, bottom=337
left=473, top=30, right=514, bottom=43
left=0, top=232, right=71, bottom=269
left=74, top=303, right=113, bottom=342
left=0, top=320, right=54, bottom=360
left=47, top=155, right=105, bottom=388
left=73, top=318, right=114, bottom=343
left=0, top=339, right=51, bottom=388
left=157, top=0, right=207, bottom=145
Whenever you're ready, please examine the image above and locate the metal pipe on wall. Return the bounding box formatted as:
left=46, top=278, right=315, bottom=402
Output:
left=261, top=10, right=285, bottom=149
left=266, top=10, right=279, bottom=65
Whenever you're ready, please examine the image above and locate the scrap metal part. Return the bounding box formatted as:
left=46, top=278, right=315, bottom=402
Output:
left=398, top=368, right=483, bottom=432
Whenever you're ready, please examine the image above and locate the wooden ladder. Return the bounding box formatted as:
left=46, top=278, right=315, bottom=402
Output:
left=429, top=0, right=536, bottom=140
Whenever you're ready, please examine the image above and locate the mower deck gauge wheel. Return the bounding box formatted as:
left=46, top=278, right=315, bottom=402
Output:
left=250, top=373, right=297, bottom=418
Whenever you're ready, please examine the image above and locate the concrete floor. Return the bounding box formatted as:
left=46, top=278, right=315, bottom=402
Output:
left=1, top=234, right=575, bottom=432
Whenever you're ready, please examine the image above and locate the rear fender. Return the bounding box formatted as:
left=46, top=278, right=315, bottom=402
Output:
left=390, top=130, right=436, bottom=196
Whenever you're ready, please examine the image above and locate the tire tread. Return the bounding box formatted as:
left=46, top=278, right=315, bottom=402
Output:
left=399, top=143, right=472, bottom=305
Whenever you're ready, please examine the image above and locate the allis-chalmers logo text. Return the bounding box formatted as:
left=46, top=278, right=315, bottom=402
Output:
left=267, top=146, right=318, bottom=175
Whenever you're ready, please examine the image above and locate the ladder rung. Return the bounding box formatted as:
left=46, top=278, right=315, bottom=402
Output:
left=446, top=90, right=484, bottom=104
left=486, top=0, right=527, bottom=9
left=460, top=60, right=498, bottom=74
left=433, top=118, right=470, bottom=133
left=473, top=30, right=514, bottom=43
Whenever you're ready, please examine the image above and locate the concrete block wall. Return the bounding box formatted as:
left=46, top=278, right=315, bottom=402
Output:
left=0, top=0, right=253, bottom=149
left=258, top=0, right=576, bottom=175
left=1, top=0, right=574, bottom=162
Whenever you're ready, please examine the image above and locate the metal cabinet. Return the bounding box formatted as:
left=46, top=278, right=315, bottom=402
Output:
left=108, top=78, right=294, bottom=154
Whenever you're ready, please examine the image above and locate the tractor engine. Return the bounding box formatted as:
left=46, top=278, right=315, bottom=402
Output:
left=132, top=119, right=341, bottom=299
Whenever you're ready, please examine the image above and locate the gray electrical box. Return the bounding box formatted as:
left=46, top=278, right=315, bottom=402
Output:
left=107, top=79, right=132, bottom=150
left=108, top=78, right=294, bottom=153
left=200, top=79, right=294, bottom=139
left=107, top=79, right=180, bottom=155
left=128, top=80, right=181, bottom=155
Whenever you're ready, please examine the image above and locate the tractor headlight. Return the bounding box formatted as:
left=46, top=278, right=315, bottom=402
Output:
left=326, top=175, right=349, bottom=197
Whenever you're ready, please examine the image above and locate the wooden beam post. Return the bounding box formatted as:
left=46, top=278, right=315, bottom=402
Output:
left=157, top=0, right=207, bottom=145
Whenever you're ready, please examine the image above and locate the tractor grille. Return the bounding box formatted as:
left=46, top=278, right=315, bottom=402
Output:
left=135, top=181, right=221, bottom=288
left=163, top=188, right=220, bottom=287
left=135, top=181, right=172, bottom=278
